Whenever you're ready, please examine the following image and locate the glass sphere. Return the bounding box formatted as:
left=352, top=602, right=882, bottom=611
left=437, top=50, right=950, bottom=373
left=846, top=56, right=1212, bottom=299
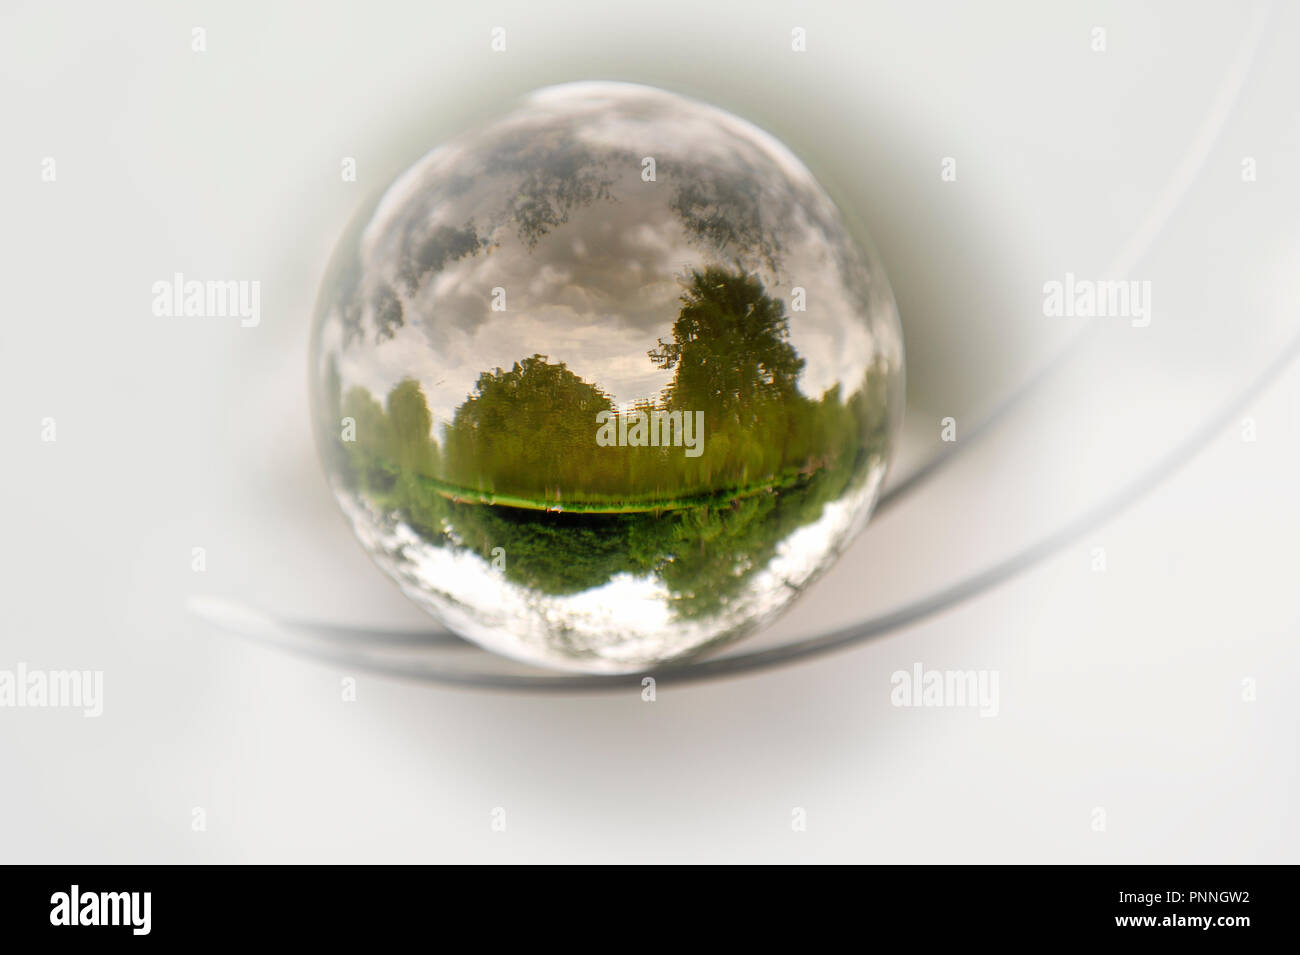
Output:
left=310, top=82, right=904, bottom=673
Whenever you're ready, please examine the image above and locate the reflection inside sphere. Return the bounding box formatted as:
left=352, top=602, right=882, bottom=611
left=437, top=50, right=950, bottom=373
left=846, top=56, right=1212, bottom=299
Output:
left=310, top=82, right=904, bottom=673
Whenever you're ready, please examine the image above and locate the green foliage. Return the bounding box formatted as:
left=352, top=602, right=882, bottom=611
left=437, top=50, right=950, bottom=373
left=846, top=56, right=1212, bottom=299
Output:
left=387, top=378, right=439, bottom=476
left=443, top=355, right=614, bottom=497
left=317, top=267, right=894, bottom=619
left=650, top=266, right=804, bottom=428
left=339, top=386, right=396, bottom=494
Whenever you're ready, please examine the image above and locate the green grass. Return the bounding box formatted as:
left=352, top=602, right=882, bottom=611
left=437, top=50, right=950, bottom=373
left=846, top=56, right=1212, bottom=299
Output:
left=406, top=468, right=812, bottom=514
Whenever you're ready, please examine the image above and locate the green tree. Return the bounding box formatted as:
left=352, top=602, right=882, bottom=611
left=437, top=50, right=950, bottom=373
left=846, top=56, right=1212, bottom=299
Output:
left=341, top=386, right=395, bottom=492
left=649, top=267, right=805, bottom=431
left=386, top=378, right=438, bottom=476
left=444, top=355, right=614, bottom=496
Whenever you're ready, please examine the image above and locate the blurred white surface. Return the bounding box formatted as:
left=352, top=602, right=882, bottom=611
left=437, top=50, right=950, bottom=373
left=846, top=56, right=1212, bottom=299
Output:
left=1, top=0, right=1297, bottom=862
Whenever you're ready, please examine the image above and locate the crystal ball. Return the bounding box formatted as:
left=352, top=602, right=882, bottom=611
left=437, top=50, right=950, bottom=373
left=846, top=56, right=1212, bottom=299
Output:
left=310, top=82, right=904, bottom=673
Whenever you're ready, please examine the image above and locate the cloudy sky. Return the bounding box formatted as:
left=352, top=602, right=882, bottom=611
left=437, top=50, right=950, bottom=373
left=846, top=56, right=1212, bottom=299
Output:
left=319, top=82, right=901, bottom=437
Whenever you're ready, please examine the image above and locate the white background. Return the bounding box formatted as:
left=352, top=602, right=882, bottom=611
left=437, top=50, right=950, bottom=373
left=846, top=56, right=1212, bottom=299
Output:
left=1, top=0, right=1297, bottom=862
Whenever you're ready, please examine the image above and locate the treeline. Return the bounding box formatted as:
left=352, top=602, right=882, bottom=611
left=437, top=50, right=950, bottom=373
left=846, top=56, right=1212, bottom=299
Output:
left=314, top=264, right=896, bottom=614
left=320, top=266, right=892, bottom=509
left=319, top=371, right=885, bottom=616
left=322, top=355, right=889, bottom=509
